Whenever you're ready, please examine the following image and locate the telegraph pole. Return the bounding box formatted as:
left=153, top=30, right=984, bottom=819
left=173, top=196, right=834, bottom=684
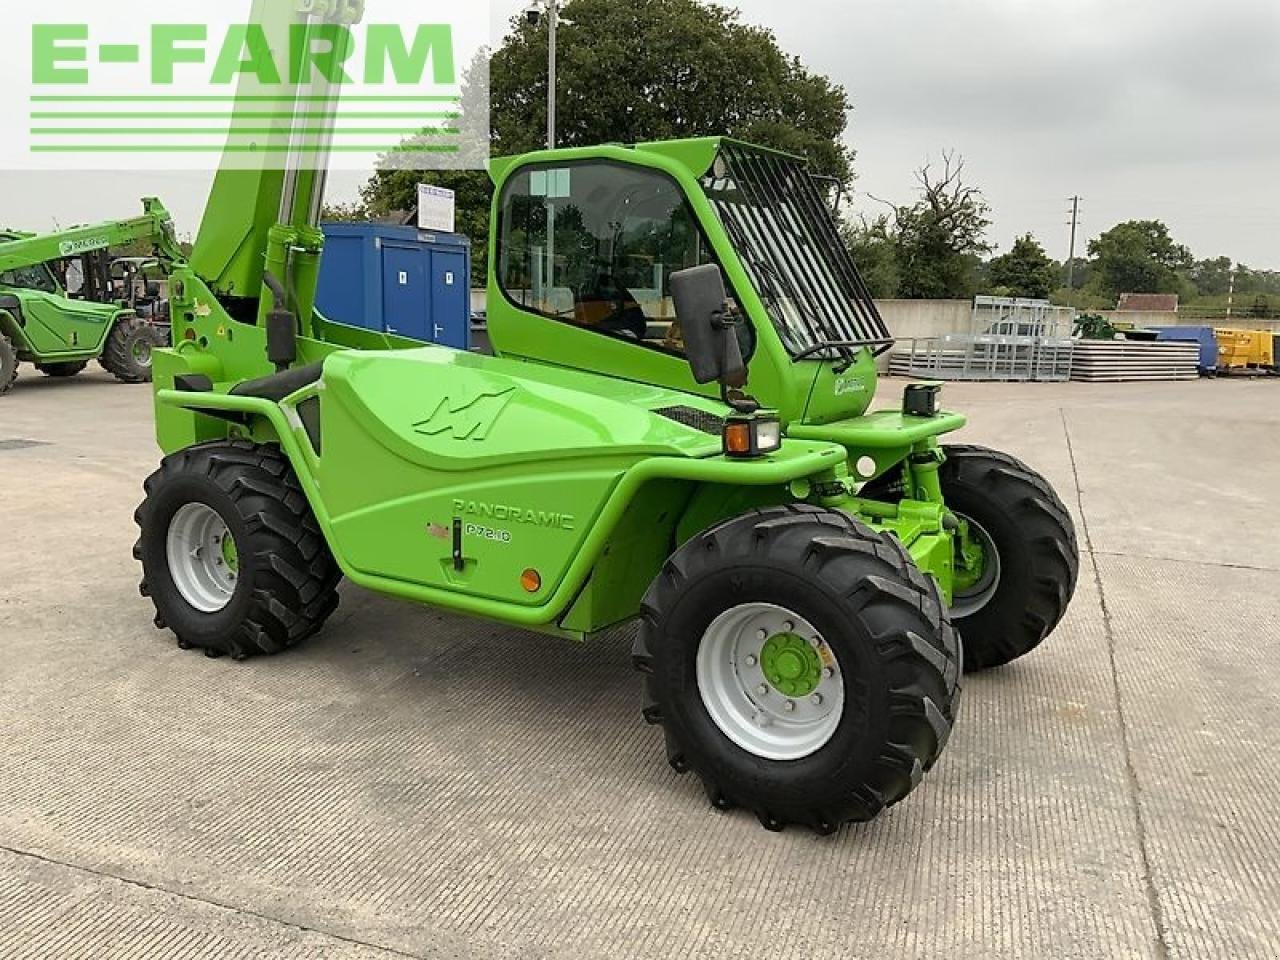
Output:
left=547, top=0, right=559, bottom=149
left=1066, top=196, right=1082, bottom=292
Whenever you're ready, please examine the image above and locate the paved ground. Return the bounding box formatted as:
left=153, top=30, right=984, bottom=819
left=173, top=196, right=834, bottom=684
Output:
left=2, top=368, right=1278, bottom=959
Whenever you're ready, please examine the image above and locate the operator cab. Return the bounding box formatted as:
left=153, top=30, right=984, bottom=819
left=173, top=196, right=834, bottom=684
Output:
left=491, top=141, right=894, bottom=425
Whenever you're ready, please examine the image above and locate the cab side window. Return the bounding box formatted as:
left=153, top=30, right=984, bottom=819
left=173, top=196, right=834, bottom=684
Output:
left=0, top=265, right=58, bottom=294
left=497, top=161, right=746, bottom=358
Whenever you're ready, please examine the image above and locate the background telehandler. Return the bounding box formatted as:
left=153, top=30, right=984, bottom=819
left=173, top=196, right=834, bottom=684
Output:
left=133, top=0, right=1078, bottom=832
left=0, top=200, right=180, bottom=394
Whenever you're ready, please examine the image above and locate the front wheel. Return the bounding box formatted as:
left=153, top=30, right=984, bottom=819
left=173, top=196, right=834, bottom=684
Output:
left=634, top=505, right=961, bottom=833
left=133, top=441, right=342, bottom=659
left=100, top=315, right=166, bottom=383
left=0, top=333, right=17, bottom=395
left=865, top=445, right=1080, bottom=671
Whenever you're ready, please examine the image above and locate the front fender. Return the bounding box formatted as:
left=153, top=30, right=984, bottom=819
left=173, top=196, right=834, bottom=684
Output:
left=788, top=408, right=967, bottom=482
left=0, top=297, right=32, bottom=353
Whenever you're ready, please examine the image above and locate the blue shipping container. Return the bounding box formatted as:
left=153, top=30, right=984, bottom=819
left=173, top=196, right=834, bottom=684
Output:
left=316, top=223, right=471, bottom=350
left=1147, top=326, right=1218, bottom=373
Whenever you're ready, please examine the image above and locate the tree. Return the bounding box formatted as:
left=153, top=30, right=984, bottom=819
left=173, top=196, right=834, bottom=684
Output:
left=1086, top=220, right=1193, bottom=298
left=1235, top=265, right=1280, bottom=296
left=841, top=214, right=899, bottom=298
left=488, top=0, right=851, bottom=178
left=986, top=234, right=1058, bottom=300
left=873, top=152, right=993, bottom=299
left=1187, top=256, right=1234, bottom=297
left=361, top=0, right=855, bottom=259
left=320, top=201, right=369, bottom=222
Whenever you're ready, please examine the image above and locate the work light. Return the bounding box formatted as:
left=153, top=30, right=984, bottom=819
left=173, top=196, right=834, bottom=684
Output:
left=723, top=415, right=782, bottom=458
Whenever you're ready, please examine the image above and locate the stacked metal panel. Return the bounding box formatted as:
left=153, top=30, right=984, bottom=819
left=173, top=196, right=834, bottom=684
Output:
left=1068, top=341, right=1200, bottom=382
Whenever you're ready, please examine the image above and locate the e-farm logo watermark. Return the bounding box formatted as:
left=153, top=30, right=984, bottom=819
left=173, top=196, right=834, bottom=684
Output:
left=2, top=1, right=490, bottom=172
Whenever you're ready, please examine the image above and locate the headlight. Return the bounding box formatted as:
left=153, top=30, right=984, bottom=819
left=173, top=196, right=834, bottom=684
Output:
left=723, top=415, right=782, bottom=458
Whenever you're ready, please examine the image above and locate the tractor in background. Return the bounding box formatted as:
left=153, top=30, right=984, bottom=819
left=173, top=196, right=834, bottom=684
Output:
left=0, top=200, right=181, bottom=394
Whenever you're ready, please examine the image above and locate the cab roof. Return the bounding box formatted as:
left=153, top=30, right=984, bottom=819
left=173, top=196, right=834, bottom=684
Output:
left=488, top=136, right=804, bottom=186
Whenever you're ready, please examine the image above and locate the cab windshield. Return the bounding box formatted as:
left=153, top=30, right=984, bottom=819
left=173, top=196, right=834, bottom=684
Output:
left=701, top=142, right=893, bottom=360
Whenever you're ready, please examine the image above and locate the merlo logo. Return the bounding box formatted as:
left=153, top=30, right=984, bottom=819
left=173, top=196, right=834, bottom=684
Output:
left=413, top=387, right=515, bottom=441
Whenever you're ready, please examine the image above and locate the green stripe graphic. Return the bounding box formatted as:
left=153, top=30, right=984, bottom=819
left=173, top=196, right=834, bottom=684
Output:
left=31, top=128, right=459, bottom=136
left=32, top=112, right=458, bottom=120
left=31, top=144, right=461, bottom=153
left=30, top=95, right=463, bottom=103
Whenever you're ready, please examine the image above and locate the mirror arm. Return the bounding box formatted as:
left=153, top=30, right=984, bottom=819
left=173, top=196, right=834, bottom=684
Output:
left=713, top=303, right=757, bottom=411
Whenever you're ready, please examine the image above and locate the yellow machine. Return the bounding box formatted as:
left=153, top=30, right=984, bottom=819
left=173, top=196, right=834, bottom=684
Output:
left=1214, top=328, right=1275, bottom=372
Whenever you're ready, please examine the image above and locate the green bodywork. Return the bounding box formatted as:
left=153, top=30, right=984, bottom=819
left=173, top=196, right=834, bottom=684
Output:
left=150, top=2, right=968, bottom=640
left=0, top=199, right=181, bottom=365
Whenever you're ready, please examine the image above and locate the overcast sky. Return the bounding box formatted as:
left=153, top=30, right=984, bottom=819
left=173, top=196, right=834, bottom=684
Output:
left=2, top=0, right=1276, bottom=268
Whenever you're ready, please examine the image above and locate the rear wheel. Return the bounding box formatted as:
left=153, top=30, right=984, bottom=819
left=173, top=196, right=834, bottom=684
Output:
left=634, top=504, right=961, bottom=833
left=864, top=445, right=1079, bottom=671
left=35, top=360, right=88, bottom=378
left=0, top=334, right=16, bottom=395
left=100, top=315, right=166, bottom=383
left=134, top=441, right=342, bottom=659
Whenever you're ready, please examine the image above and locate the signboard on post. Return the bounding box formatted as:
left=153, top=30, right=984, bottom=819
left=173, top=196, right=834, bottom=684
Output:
left=418, top=184, right=457, bottom=233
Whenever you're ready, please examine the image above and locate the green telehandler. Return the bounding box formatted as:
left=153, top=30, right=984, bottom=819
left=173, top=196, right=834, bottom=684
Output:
left=0, top=200, right=181, bottom=395
left=133, top=1, right=1078, bottom=832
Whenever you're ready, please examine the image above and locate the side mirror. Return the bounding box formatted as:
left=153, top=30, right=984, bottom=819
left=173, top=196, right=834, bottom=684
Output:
left=671, top=264, right=747, bottom=387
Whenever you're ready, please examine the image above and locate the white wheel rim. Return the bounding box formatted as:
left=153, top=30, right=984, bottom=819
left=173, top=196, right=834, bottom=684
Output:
left=696, top=602, right=845, bottom=761
left=952, top=514, right=1002, bottom=619
left=165, top=503, right=239, bottom=613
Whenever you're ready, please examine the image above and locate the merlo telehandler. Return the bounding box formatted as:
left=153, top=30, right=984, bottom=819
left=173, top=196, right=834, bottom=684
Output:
left=0, top=201, right=180, bottom=394
left=134, top=0, right=1078, bottom=832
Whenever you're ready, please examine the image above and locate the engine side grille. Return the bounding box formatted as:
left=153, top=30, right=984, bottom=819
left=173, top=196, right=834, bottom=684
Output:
left=654, top=406, right=726, bottom=435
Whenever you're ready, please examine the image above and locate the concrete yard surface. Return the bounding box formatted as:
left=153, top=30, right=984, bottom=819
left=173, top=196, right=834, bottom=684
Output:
left=1, top=369, right=1278, bottom=959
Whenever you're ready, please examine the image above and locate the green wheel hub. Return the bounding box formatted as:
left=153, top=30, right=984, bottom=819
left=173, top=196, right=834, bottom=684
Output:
left=759, top=633, right=823, bottom=698
left=220, top=533, right=239, bottom=573
left=950, top=514, right=1002, bottom=618
left=953, top=518, right=988, bottom=594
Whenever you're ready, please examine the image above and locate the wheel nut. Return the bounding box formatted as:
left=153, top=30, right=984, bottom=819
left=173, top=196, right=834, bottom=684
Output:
left=783, top=621, right=794, bottom=632
left=810, top=636, right=822, bottom=648
left=783, top=700, right=795, bottom=712
left=822, top=667, right=834, bottom=680
left=811, top=694, right=823, bottom=706
left=757, top=684, right=769, bottom=696
left=757, top=629, right=768, bottom=641
left=744, top=654, right=758, bottom=667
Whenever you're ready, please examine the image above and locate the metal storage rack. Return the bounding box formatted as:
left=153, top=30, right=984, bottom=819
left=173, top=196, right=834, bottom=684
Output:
left=891, top=297, right=1076, bottom=382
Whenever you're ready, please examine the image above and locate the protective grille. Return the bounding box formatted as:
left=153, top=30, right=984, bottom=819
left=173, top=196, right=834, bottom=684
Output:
left=654, top=406, right=727, bottom=435
left=702, top=142, right=894, bottom=359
